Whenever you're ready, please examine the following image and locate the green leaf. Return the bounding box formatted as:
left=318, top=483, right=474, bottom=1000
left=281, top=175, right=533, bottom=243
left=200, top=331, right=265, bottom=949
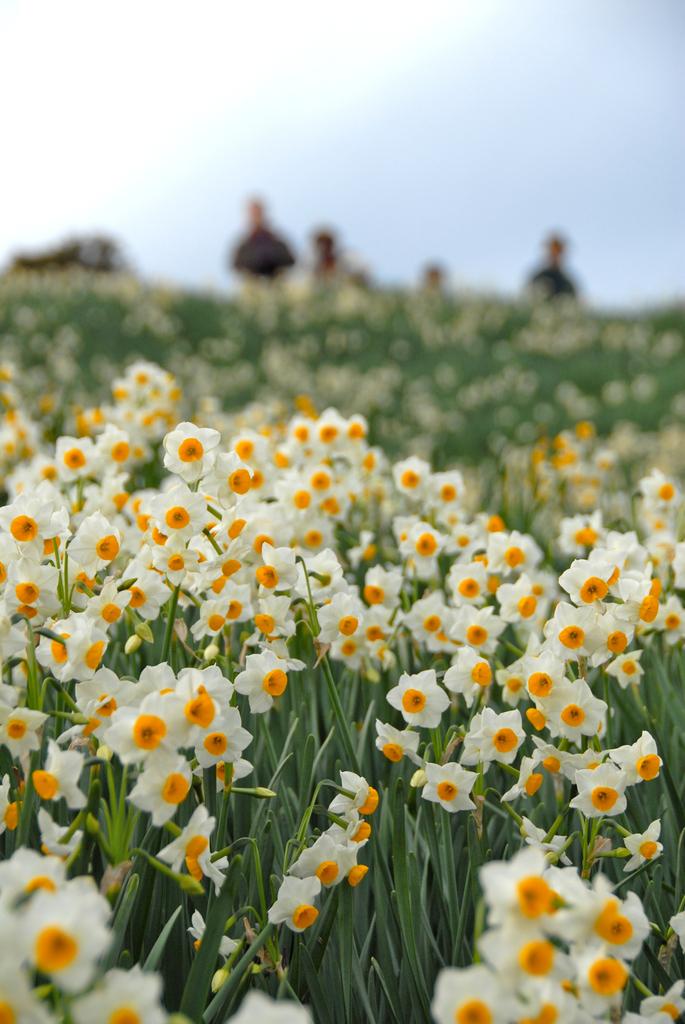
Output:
left=102, top=872, right=140, bottom=970
left=143, top=905, right=183, bottom=972
left=180, top=857, right=241, bottom=1022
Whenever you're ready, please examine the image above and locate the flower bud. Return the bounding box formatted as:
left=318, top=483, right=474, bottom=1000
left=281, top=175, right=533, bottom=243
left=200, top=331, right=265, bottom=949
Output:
left=135, top=621, right=154, bottom=643
left=410, top=768, right=427, bottom=789
left=211, top=967, right=229, bottom=993
left=179, top=875, right=205, bottom=896
left=86, top=813, right=100, bottom=835
left=204, top=643, right=220, bottom=662
left=125, top=634, right=142, bottom=655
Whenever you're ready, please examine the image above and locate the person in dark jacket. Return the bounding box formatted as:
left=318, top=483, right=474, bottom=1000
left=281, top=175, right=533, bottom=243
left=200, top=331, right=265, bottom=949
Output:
left=311, top=228, right=340, bottom=280
left=231, top=199, right=295, bottom=279
left=528, top=233, right=577, bottom=299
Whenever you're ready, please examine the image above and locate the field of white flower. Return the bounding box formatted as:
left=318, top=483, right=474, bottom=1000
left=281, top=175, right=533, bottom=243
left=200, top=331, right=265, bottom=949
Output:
left=0, top=274, right=685, bottom=1023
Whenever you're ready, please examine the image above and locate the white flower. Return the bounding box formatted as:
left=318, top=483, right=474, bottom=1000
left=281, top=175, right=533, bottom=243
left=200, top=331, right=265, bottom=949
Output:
left=37, top=809, right=83, bottom=858
left=224, top=991, right=312, bottom=1023
left=0, top=957, right=55, bottom=1024
left=542, top=601, right=603, bottom=660
left=32, top=739, right=86, bottom=810
left=544, top=677, right=607, bottom=741
left=104, top=692, right=185, bottom=765
left=479, top=847, right=553, bottom=930
left=519, top=816, right=571, bottom=863
left=605, top=649, right=644, bottom=689
left=558, top=556, right=615, bottom=607
left=386, top=669, right=450, bottom=729
left=21, top=881, right=111, bottom=992
left=574, top=947, right=629, bottom=1015
left=486, top=530, right=542, bottom=575
left=640, top=980, right=685, bottom=1021
left=163, top=421, right=220, bottom=482
left=72, top=966, right=167, bottom=1024
left=188, top=908, right=238, bottom=960
left=267, top=875, right=321, bottom=933
left=374, top=720, right=421, bottom=765
left=128, top=753, right=192, bottom=826
left=158, top=805, right=227, bottom=894
left=569, top=763, right=628, bottom=818
left=234, top=650, right=293, bottom=714
left=450, top=605, right=505, bottom=655
left=501, top=758, right=544, bottom=803
left=194, top=708, right=252, bottom=769
left=55, top=435, right=97, bottom=482
left=431, top=964, right=508, bottom=1024
left=149, top=482, right=208, bottom=539
left=421, top=762, right=477, bottom=813
left=68, top=512, right=121, bottom=574
left=0, top=705, right=47, bottom=757
left=461, top=707, right=524, bottom=766
left=288, top=833, right=358, bottom=887
left=609, top=730, right=661, bottom=785
left=255, top=542, right=299, bottom=592
left=328, top=771, right=378, bottom=818
left=443, top=647, right=493, bottom=707
left=623, top=819, right=663, bottom=872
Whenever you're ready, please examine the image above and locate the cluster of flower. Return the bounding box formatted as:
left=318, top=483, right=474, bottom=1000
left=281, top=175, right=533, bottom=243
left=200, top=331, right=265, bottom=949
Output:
left=432, top=848, right=685, bottom=1024
left=0, top=355, right=683, bottom=1019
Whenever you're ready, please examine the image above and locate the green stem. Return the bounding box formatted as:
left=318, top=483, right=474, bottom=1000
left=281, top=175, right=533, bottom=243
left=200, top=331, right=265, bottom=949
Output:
left=161, top=585, right=181, bottom=663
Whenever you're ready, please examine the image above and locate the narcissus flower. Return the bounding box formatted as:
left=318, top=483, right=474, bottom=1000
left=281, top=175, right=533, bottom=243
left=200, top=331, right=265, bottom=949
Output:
left=374, top=720, right=421, bottom=764
left=32, top=739, right=86, bottom=809
left=461, top=707, right=525, bottom=766
left=55, top=435, right=97, bottom=482
left=22, top=881, right=111, bottom=991
left=386, top=669, right=450, bottom=729
left=421, top=761, right=477, bottom=813
left=163, top=421, right=220, bottom=482
left=37, top=809, right=83, bottom=857
left=68, top=512, right=121, bottom=575
left=623, top=819, right=662, bottom=872
left=267, top=875, right=322, bottom=932
left=104, top=691, right=185, bottom=764
left=0, top=705, right=47, bottom=757
left=543, top=601, right=603, bottom=660
left=480, top=847, right=557, bottom=929
left=431, top=964, right=508, bottom=1024
left=0, top=958, right=55, bottom=1024
left=0, top=846, right=66, bottom=903
left=444, top=647, right=493, bottom=707
left=574, top=948, right=629, bottom=1015
left=328, top=771, right=379, bottom=819
left=288, top=832, right=358, bottom=887
left=128, top=752, right=192, bottom=826
left=224, top=991, right=312, bottom=1023
left=234, top=650, right=300, bottom=714
left=188, top=908, right=238, bottom=958
left=609, top=730, right=661, bottom=785
left=640, top=981, right=685, bottom=1022
left=605, top=649, right=644, bottom=688
left=149, top=482, right=208, bottom=540
left=158, top=804, right=227, bottom=894
left=569, top=763, right=628, bottom=818
left=71, top=965, right=167, bottom=1024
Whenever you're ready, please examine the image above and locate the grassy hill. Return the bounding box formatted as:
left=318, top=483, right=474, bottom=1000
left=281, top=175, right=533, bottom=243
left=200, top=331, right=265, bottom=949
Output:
left=1, top=270, right=684, bottom=466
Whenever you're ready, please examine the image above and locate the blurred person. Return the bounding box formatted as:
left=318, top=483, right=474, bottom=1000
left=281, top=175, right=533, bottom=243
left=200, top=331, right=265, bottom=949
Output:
left=231, top=199, right=295, bottom=280
left=527, top=233, right=577, bottom=299
left=420, top=263, right=447, bottom=295
left=311, top=228, right=341, bottom=280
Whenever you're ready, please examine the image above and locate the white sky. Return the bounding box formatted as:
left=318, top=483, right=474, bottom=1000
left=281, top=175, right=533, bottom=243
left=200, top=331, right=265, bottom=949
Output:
left=1, top=0, right=683, bottom=306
